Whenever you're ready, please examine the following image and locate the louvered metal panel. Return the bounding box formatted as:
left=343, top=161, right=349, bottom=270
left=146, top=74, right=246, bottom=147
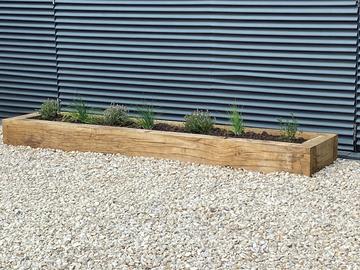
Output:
left=0, top=0, right=58, bottom=119
left=54, top=0, right=358, bottom=150
left=356, top=3, right=360, bottom=150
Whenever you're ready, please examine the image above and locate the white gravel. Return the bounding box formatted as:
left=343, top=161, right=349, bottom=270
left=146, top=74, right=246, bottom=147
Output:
left=0, top=128, right=359, bottom=270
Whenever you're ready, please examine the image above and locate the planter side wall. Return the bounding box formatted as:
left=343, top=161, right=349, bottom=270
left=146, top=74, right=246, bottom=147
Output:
left=2, top=116, right=338, bottom=176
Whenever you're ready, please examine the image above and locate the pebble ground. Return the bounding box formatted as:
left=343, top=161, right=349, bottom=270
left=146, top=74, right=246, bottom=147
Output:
left=0, top=128, right=359, bottom=269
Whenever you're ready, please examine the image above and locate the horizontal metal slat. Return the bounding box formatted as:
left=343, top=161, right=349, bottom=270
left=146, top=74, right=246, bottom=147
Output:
left=59, top=61, right=355, bottom=77
left=54, top=0, right=356, bottom=7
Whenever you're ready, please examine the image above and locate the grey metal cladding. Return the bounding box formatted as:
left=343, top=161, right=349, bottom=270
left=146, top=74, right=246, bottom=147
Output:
left=0, top=0, right=58, bottom=119
left=54, top=0, right=358, bottom=151
left=357, top=2, right=360, bottom=149
left=0, top=0, right=358, bottom=151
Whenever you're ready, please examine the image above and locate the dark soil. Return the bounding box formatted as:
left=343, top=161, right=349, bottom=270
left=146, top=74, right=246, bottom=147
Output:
left=153, top=123, right=305, bottom=143
left=36, top=115, right=306, bottom=144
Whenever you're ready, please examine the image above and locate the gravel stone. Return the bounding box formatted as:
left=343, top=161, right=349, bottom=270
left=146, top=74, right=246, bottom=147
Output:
left=0, top=127, right=359, bottom=269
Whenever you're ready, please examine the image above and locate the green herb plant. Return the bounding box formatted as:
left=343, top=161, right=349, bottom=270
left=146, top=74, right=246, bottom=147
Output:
left=230, top=105, right=245, bottom=136
left=62, top=98, right=91, bottom=124
left=103, top=104, right=129, bottom=126
left=184, top=110, right=214, bottom=134
left=278, top=113, right=299, bottom=142
left=39, top=99, right=60, bottom=120
left=138, top=106, right=155, bottom=130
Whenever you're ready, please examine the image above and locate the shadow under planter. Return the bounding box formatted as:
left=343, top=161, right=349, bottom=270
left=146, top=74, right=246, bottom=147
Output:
left=2, top=113, right=338, bottom=176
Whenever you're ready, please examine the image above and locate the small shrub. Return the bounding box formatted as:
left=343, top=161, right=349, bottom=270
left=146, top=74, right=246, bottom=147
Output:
left=103, top=104, right=129, bottom=126
left=230, top=105, right=245, bottom=136
left=279, top=113, right=299, bottom=142
left=184, top=110, right=214, bottom=134
left=74, top=98, right=88, bottom=123
left=62, top=98, right=89, bottom=123
left=39, top=99, right=59, bottom=120
left=138, top=106, right=155, bottom=130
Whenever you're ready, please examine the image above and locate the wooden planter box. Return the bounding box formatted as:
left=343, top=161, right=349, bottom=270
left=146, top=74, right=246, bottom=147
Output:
left=2, top=113, right=337, bottom=176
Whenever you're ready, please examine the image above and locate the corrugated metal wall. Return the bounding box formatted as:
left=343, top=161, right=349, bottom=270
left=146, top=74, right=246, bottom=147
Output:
left=1, top=0, right=360, bottom=152
left=357, top=5, right=360, bottom=150
left=53, top=0, right=358, bottom=151
left=0, top=0, right=58, bottom=118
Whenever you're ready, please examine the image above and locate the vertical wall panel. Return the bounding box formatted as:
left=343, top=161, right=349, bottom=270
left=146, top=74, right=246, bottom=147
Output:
left=0, top=0, right=58, bottom=118
left=356, top=3, right=360, bottom=150
left=54, top=0, right=358, bottom=151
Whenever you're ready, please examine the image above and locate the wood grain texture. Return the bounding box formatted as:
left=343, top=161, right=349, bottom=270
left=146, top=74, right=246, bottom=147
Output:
left=2, top=113, right=338, bottom=176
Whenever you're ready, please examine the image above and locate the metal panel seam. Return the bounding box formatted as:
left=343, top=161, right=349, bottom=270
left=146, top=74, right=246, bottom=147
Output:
left=355, top=0, right=360, bottom=149
left=51, top=0, right=61, bottom=101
